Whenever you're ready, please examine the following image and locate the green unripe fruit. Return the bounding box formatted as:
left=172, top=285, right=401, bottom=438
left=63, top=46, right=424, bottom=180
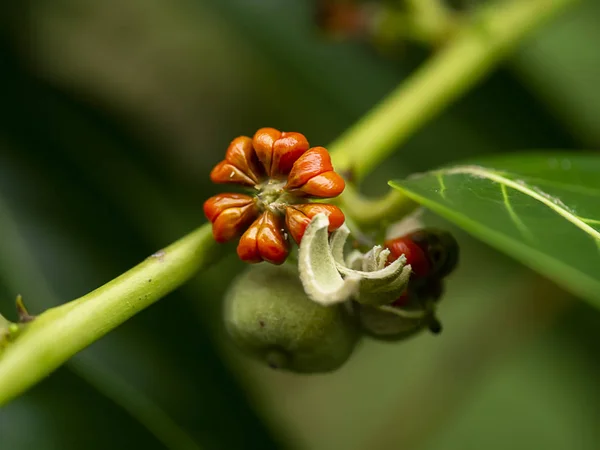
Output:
left=224, top=264, right=359, bottom=373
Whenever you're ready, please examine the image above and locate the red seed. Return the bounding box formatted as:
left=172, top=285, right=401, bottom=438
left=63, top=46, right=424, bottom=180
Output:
left=390, top=290, right=410, bottom=308
left=384, top=237, right=431, bottom=278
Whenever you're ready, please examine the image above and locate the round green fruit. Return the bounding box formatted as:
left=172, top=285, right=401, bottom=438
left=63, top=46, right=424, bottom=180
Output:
left=224, top=264, right=359, bottom=373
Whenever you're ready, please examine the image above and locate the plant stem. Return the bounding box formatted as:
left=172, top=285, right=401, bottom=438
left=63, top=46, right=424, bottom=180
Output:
left=0, top=194, right=203, bottom=448
left=334, top=185, right=419, bottom=230
left=0, top=224, right=218, bottom=405
left=0, top=0, right=575, bottom=405
left=401, top=0, right=458, bottom=45
left=330, top=0, right=576, bottom=181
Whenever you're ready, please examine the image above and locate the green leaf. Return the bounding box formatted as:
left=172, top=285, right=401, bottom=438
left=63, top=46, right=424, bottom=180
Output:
left=389, top=152, right=600, bottom=307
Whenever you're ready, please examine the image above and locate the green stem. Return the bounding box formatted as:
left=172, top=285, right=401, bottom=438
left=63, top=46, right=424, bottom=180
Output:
left=0, top=224, right=218, bottom=405
left=401, top=0, right=458, bottom=44
left=0, top=195, right=203, bottom=448
left=0, top=0, right=575, bottom=405
left=335, top=185, right=419, bottom=230
left=330, top=0, right=575, bottom=180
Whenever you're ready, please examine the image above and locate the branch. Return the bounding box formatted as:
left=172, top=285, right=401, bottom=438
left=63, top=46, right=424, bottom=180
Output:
left=0, top=192, right=203, bottom=447
left=330, top=0, right=576, bottom=181
left=0, top=0, right=576, bottom=406
left=0, top=224, right=218, bottom=405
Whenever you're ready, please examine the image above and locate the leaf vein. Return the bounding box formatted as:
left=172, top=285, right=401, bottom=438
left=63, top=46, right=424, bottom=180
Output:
left=436, top=173, right=447, bottom=200
left=500, top=183, right=535, bottom=242
left=437, top=165, right=600, bottom=241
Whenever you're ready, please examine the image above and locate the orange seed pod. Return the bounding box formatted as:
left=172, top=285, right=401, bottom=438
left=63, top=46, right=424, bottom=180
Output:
left=295, top=171, right=345, bottom=198
left=210, top=161, right=256, bottom=186
left=285, top=147, right=345, bottom=197
left=206, top=127, right=347, bottom=265
left=285, top=204, right=345, bottom=244
left=252, top=128, right=282, bottom=177
left=224, top=136, right=264, bottom=184
left=286, top=147, right=333, bottom=190
left=203, top=193, right=254, bottom=222
left=237, top=211, right=289, bottom=265
left=203, top=194, right=259, bottom=243
left=271, top=132, right=310, bottom=177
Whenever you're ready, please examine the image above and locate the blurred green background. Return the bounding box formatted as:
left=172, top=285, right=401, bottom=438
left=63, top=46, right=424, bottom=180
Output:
left=0, top=1, right=599, bottom=449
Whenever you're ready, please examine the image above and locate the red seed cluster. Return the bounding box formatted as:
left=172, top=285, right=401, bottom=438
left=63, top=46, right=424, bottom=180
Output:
left=204, top=128, right=346, bottom=265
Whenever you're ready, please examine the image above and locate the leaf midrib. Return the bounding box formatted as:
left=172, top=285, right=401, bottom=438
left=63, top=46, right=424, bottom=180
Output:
left=432, top=165, right=600, bottom=241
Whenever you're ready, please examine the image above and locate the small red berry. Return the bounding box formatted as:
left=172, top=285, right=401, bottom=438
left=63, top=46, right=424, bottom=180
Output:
left=384, top=237, right=431, bottom=278
left=401, top=229, right=460, bottom=279
left=390, top=289, right=410, bottom=308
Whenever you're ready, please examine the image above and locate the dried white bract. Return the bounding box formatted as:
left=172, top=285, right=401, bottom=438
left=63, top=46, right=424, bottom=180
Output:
left=298, top=214, right=412, bottom=306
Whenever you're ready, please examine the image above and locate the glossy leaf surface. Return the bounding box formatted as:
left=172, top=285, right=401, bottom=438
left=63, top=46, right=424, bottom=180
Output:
left=391, top=153, right=600, bottom=306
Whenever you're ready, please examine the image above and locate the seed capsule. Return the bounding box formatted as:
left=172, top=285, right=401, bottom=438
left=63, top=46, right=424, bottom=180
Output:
left=203, top=194, right=259, bottom=243
left=272, top=132, right=310, bottom=176
left=223, top=136, right=264, bottom=184
left=385, top=237, right=431, bottom=278
left=286, top=147, right=345, bottom=197
left=252, top=128, right=309, bottom=177
left=224, top=264, right=360, bottom=373
left=206, top=127, right=346, bottom=264
left=386, top=229, right=459, bottom=280
left=237, top=211, right=289, bottom=265
left=285, top=204, right=345, bottom=244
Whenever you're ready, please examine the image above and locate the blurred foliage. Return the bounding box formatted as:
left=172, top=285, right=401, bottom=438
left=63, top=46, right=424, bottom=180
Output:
left=0, top=0, right=598, bottom=449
